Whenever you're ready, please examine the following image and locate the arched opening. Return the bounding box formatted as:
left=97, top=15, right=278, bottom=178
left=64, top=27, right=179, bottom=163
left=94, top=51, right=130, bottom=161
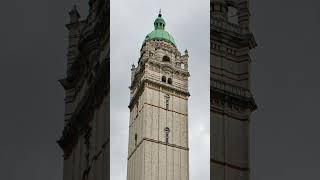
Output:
left=162, top=56, right=170, bottom=62
left=162, top=76, right=166, bottom=82
left=168, top=78, right=172, bottom=85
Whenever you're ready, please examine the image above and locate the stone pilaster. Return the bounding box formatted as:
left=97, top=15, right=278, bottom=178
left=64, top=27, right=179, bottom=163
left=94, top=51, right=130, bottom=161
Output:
left=211, top=0, right=257, bottom=180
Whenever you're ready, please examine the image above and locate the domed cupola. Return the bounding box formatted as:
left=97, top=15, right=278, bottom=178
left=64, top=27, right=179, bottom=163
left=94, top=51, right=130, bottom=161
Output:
left=154, top=13, right=166, bottom=30
left=143, top=11, right=176, bottom=47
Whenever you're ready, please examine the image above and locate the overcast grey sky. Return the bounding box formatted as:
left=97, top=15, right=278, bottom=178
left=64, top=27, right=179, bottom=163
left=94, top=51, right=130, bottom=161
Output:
left=110, top=0, right=210, bottom=179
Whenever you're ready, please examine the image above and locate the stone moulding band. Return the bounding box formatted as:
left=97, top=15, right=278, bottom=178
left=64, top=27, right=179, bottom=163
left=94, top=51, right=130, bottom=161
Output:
left=212, top=78, right=251, bottom=98
left=146, top=86, right=188, bottom=100
left=212, top=17, right=242, bottom=34
left=211, top=159, right=250, bottom=172
left=211, top=65, right=249, bottom=76
left=144, top=103, right=188, bottom=116
left=128, top=137, right=189, bottom=160
left=128, top=102, right=188, bottom=128
left=212, top=72, right=249, bottom=82
left=212, top=88, right=257, bottom=110
left=211, top=106, right=250, bottom=122
left=129, top=78, right=190, bottom=109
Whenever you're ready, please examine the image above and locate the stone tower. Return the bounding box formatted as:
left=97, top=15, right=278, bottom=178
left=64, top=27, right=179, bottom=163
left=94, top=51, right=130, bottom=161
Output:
left=211, top=0, right=257, bottom=180
left=127, top=12, right=190, bottom=180
left=57, top=1, right=110, bottom=180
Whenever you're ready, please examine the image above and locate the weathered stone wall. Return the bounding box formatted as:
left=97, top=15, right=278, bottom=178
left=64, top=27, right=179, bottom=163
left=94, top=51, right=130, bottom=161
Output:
left=211, top=0, right=256, bottom=180
left=128, top=40, right=190, bottom=180
left=58, top=1, right=109, bottom=180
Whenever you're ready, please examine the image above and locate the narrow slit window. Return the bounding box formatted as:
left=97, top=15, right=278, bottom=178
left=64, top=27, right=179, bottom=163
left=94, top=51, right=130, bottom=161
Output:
left=135, top=133, right=137, bottom=146
left=165, top=95, right=170, bottom=110
left=164, top=127, right=170, bottom=144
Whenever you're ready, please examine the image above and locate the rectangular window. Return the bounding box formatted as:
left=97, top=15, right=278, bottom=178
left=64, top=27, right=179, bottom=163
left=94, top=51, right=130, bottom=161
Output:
left=165, top=95, right=170, bottom=110
left=164, top=127, right=170, bottom=144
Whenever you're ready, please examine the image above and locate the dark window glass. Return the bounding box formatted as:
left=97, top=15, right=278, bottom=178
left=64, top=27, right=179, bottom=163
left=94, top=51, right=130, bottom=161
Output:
left=164, top=127, right=170, bottom=144
left=135, top=133, right=137, bottom=146
left=162, top=56, right=170, bottom=62
left=162, top=76, right=166, bottom=82
left=165, top=95, right=170, bottom=110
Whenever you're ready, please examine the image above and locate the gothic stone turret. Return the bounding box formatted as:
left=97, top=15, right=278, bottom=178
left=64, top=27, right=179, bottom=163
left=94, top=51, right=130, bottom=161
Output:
left=127, top=12, right=190, bottom=180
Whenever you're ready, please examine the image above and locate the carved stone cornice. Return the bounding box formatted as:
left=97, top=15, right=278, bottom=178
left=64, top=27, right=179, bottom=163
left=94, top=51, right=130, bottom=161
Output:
left=130, top=60, right=189, bottom=91
left=128, top=78, right=189, bottom=109
left=211, top=78, right=257, bottom=111
left=211, top=17, right=257, bottom=49
left=212, top=17, right=243, bottom=35
left=143, top=41, right=180, bottom=55
left=128, top=137, right=189, bottom=160
left=148, top=59, right=189, bottom=76
left=57, top=58, right=109, bottom=158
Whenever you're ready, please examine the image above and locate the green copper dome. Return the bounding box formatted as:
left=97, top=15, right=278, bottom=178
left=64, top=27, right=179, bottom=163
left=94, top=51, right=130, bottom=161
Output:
left=143, top=12, right=176, bottom=47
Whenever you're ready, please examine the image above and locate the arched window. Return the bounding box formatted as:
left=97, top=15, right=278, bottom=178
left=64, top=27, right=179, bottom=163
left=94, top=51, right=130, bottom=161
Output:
left=135, top=133, right=137, bottom=146
left=168, top=78, right=172, bottom=85
left=162, top=76, right=166, bottom=82
left=162, top=56, right=170, bottom=62
left=165, top=95, right=170, bottom=110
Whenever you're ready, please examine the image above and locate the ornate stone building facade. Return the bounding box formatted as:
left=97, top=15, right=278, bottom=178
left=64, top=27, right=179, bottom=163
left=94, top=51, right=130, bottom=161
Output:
left=127, top=12, right=190, bottom=180
left=211, top=0, right=257, bottom=179
left=57, top=1, right=109, bottom=180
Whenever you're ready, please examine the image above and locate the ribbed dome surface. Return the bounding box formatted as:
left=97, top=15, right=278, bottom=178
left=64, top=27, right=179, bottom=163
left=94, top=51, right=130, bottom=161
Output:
left=145, top=29, right=176, bottom=46
left=143, top=12, right=176, bottom=47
